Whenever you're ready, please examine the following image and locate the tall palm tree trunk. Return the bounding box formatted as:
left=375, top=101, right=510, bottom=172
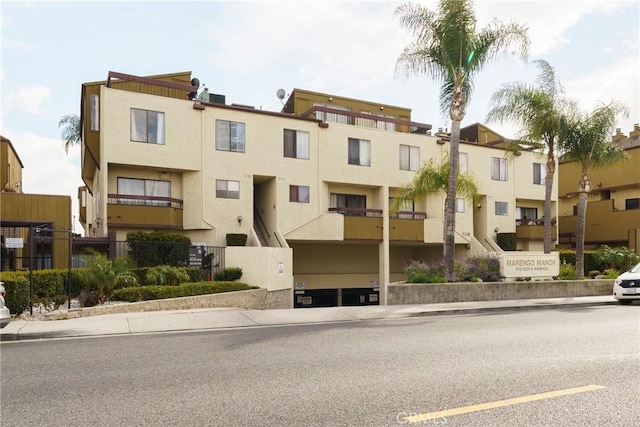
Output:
left=575, top=169, right=590, bottom=278
left=543, top=155, right=556, bottom=253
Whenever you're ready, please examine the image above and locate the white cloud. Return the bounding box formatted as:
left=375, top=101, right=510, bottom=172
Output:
left=3, top=130, right=83, bottom=234
left=6, top=85, right=51, bottom=115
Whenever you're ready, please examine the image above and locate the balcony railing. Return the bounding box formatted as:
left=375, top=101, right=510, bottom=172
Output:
left=300, top=106, right=432, bottom=134
left=107, top=194, right=183, bottom=208
left=329, top=207, right=383, bottom=217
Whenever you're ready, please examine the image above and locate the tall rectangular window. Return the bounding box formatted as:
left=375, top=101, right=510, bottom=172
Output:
left=216, top=180, right=240, bottom=199
left=533, top=163, right=546, bottom=185
left=495, top=201, right=508, bottom=216
left=289, top=185, right=310, bottom=203
left=216, top=120, right=245, bottom=152
left=330, top=193, right=366, bottom=215
left=399, top=144, right=420, bottom=171
left=313, top=102, right=351, bottom=124
left=456, top=198, right=465, bottom=213
left=117, top=177, right=170, bottom=206
left=348, top=138, right=371, bottom=166
left=491, top=157, right=508, bottom=181
left=130, top=109, right=165, bottom=144
left=284, top=129, right=310, bottom=159
left=459, top=152, right=468, bottom=173
left=90, top=94, right=99, bottom=131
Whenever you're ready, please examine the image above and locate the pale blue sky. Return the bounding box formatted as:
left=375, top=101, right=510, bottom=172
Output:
left=1, top=0, right=638, bottom=234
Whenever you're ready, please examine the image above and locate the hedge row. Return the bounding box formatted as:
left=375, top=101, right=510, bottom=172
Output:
left=112, top=282, right=258, bottom=302
left=0, top=266, right=207, bottom=314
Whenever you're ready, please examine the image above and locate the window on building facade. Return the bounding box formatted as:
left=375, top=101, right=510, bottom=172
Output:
left=330, top=193, right=366, bottom=215
left=626, top=198, right=640, bottom=210
left=456, top=198, right=465, bottom=213
left=289, top=185, right=310, bottom=203
left=348, top=138, right=371, bottom=166
left=313, top=102, right=351, bottom=124
left=533, top=163, right=546, bottom=185
left=130, top=109, right=165, bottom=144
left=117, top=177, right=170, bottom=206
left=495, top=201, right=508, bottom=216
left=399, top=144, right=420, bottom=171
left=216, top=180, right=240, bottom=199
left=216, top=120, right=245, bottom=152
left=90, top=94, right=99, bottom=131
left=459, top=152, right=468, bottom=173
left=389, top=197, right=416, bottom=219
left=491, top=157, right=508, bottom=181
left=284, top=129, right=310, bottom=159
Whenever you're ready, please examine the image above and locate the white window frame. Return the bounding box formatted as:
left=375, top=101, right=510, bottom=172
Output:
left=459, top=152, right=468, bottom=173
left=348, top=138, right=371, bottom=167
left=495, top=201, right=508, bottom=216
left=284, top=129, right=310, bottom=159
left=130, top=108, right=165, bottom=144
left=399, top=144, right=420, bottom=171
left=216, top=120, right=246, bottom=152
left=491, top=157, right=508, bottom=181
left=216, top=179, right=240, bottom=199
left=90, top=94, right=99, bottom=131
left=533, top=162, right=546, bottom=185
left=289, top=185, right=310, bottom=203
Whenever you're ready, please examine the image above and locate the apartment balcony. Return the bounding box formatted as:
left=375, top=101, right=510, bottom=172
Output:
left=327, top=208, right=427, bottom=242
left=515, top=224, right=557, bottom=241
left=390, top=211, right=426, bottom=242
left=107, top=194, right=183, bottom=229
left=329, top=207, right=383, bottom=241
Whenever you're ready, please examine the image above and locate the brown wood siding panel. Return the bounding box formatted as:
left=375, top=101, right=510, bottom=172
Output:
left=516, top=225, right=557, bottom=241
left=0, top=193, right=72, bottom=269
left=559, top=199, right=640, bottom=244
left=389, top=219, right=424, bottom=241
left=107, top=204, right=183, bottom=228
left=343, top=216, right=383, bottom=241
left=1, top=142, right=8, bottom=189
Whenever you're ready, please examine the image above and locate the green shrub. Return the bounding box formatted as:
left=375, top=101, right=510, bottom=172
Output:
left=127, top=231, right=192, bottom=267
left=214, top=267, right=243, bottom=281
left=182, top=267, right=206, bottom=282
left=0, top=272, right=30, bottom=314
left=602, top=268, right=620, bottom=279
left=144, top=265, right=190, bottom=286
left=594, top=246, right=639, bottom=272
left=79, top=252, right=137, bottom=305
left=496, top=233, right=517, bottom=251
left=112, top=281, right=258, bottom=302
left=558, top=262, right=577, bottom=280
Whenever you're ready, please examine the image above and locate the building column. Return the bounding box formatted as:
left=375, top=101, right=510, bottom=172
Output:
left=379, top=185, right=390, bottom=305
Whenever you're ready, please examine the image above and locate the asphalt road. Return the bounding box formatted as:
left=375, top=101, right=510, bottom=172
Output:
left=1, top=305, right=639, bottom=426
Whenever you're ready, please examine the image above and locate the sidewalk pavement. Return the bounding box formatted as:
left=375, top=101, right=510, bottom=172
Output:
left=0, top=296, right=617, bottom=342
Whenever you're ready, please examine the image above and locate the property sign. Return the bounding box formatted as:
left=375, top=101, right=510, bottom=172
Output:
left=499, top=252, right=560, bottom=278
left=188, top=246, right=204, bottom=267
left=4, top=238, right=24, bottom=248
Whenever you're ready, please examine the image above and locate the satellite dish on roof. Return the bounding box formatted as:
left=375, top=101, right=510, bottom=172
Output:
left=191, top=78, right=200, bottom=87
left=277, top=88, right=286, bottom=106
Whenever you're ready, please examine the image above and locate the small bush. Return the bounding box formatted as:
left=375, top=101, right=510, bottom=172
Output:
left=558, top=262, right=577, bottom=280
left=602, top=268, right=619, bottom=279
left=404, top=260, right=444, bottom=283
left=214, top=267, right=243, bottom=281
left=0, top=272, right=30, bottom=314
left=496, top=233, right=517, bottom=251
left=181, top=267, right=205, bottom=283
left=112, top=281, right=258, bottom=302
left=144, top=265, right=190, bottom=286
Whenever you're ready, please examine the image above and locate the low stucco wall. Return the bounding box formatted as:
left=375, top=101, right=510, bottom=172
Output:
left=388, top=279, right=613, bottom=305
left=52, top=288, right=293, bottom=319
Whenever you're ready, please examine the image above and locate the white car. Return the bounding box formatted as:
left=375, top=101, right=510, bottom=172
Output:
left=613, top=263, right=640, bottom=305
left=0, top=281, right=11, bottom=328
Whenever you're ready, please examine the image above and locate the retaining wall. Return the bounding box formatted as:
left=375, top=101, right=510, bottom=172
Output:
left=388, top=280, right=613, bottom=305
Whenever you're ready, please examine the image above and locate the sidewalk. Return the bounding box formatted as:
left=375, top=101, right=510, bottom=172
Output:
left=0, top=296, right=617, bottom=342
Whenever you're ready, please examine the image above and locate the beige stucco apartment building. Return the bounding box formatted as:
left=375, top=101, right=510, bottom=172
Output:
left=78, top=71, right=558, bottom=307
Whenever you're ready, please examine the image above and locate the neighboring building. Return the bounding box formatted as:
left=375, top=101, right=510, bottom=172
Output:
left=77, top=70, right=558, bottom=307
left=558, top=126, right=640, bottom=254
left=0, top=136, right=72, bottom=270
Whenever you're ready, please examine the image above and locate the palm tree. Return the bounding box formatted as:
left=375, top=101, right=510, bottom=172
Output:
left=391, top=157, right=479, bottom=213
left=559, top=101, right=629, bottom=278
left=395, top=0, right=529, bottom=281
left=486, top=59, right=576, bottom=253
left=58, top=114, right=81, bottom=154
